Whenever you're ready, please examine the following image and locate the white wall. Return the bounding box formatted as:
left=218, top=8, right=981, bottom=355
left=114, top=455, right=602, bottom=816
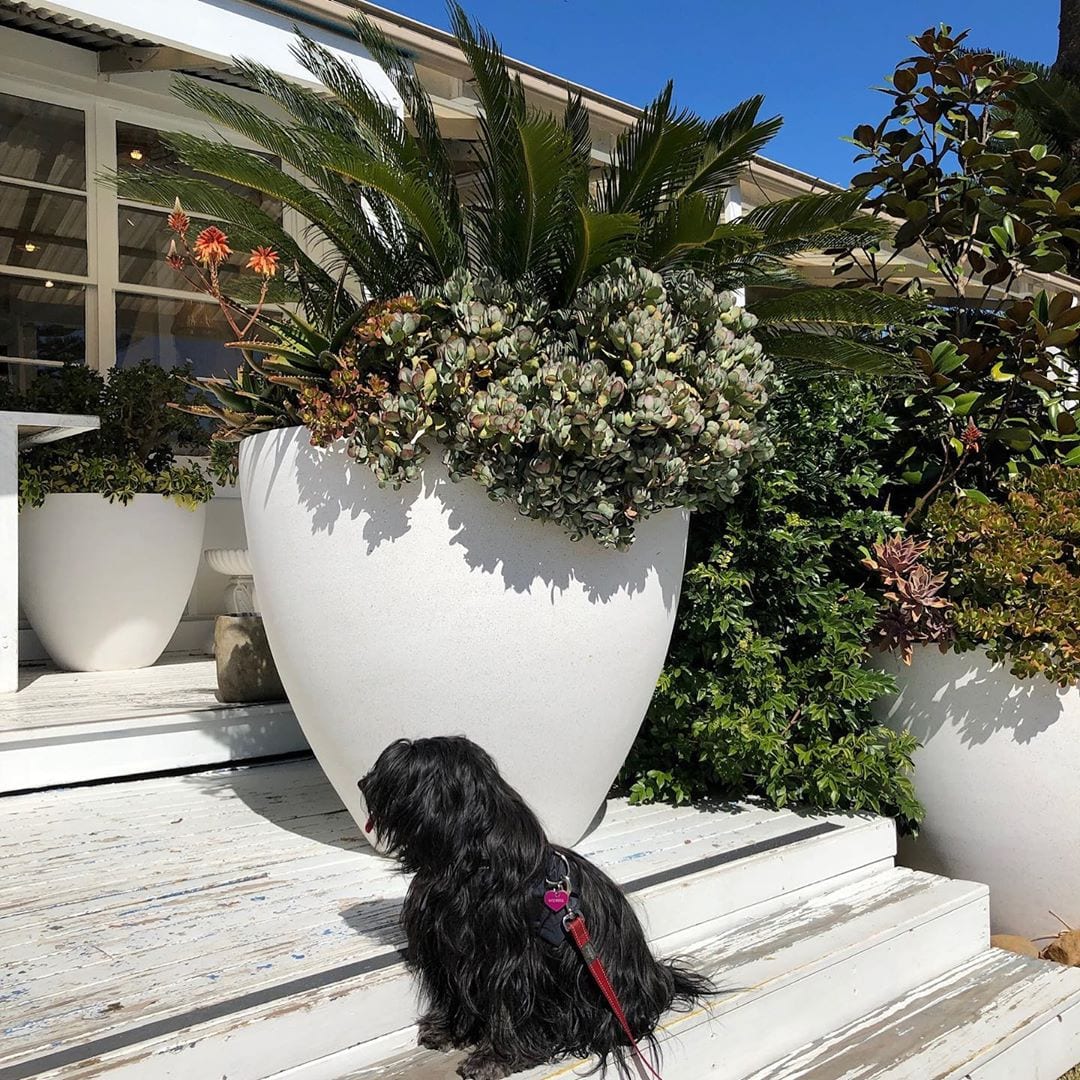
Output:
left=37, top=0, right=402, bottom=106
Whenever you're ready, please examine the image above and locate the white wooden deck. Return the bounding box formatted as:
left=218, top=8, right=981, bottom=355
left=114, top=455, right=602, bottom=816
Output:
left=0, top=758, right=897, bottom=1079
left=3, top=758, right=1079, bottom=1079
left=0, top=655, right=306, bottom=793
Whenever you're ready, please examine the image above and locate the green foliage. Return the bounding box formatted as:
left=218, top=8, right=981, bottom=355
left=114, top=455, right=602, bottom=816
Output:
left=926, top=466, right=1080, bottom=686
left=989, top=53, right=1080, bottom=274
left=114, top=6, right=914, bottom=376
left=225, top=261, right=771, bottom=548
left=841, top=26, right=1080, bottom=519
left=2, top=363, right=215, bottom=509
left=623, top=378, right=924, bottom=830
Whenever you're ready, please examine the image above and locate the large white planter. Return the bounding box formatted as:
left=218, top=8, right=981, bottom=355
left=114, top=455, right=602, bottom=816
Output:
left=19, top=494, right=206, bottom=672
left=875, top=644, right=1080, bottom=938
left=239, top=426, right=689, bottom=846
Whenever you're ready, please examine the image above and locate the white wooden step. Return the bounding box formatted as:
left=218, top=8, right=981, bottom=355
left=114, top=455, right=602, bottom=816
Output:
left=288, top=868, right=990, bottom=1080
left=744, top=949, right=1080, bottom=1080
left=0, top=759, right=895, bottom=1080
left=0, top=656, right=307, bottom=792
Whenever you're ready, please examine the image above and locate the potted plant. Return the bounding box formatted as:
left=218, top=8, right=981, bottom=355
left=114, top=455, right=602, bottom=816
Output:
left=867, top=466, right=1080, bottom=937
left=125, top=8, right=906, bottom=844
left=6, top=362, right=214, bottom=672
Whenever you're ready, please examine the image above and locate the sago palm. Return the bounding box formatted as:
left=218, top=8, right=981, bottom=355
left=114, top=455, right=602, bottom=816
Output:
left=116, top=3, right=908, bottom=375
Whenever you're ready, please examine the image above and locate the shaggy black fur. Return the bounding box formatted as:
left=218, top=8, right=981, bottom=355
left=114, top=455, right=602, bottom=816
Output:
left=358, top=736, right=711, bottom=1080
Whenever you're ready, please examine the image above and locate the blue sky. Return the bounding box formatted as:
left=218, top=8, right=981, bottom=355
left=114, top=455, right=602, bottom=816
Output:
left=385, top=1, right=1059, bottom=184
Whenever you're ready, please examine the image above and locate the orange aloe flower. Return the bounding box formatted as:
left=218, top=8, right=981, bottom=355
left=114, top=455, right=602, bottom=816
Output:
left=193, top=225, right=232, bottom=265
left=165, top=238, right=185, bottom=271
left=167, top=198, right=190, bottom=235
left=246, top=246, right=280, bottom=277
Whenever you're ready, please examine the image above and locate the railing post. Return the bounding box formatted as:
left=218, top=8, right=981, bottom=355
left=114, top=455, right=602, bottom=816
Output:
left=0, top=422, right=18, bottom=692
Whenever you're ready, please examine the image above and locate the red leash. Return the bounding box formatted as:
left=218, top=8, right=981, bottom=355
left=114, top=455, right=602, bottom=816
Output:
left=563, top=911, right=665, bottom=1080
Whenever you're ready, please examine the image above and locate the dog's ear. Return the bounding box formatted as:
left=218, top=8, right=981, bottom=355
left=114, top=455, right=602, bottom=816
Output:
left=363, top=736, right=549, bottom=875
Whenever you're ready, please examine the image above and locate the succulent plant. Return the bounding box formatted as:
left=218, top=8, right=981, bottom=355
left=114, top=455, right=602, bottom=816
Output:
left=195, top=259, right=772, bottom=547
left=863, top=535, right=954, bottom=664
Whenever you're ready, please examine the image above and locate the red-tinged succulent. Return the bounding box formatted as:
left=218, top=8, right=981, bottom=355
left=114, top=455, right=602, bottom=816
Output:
left=863, top=535, right=953, bottom=664
left=926, top=466, right=1080, bottom=685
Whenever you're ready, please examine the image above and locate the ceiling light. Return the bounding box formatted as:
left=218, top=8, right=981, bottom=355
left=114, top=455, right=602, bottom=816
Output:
left=129, top=148, right=144, bottom=161
left=44, top=280, right=54, bottom=288
left=23, top=241, right=36, bottom=252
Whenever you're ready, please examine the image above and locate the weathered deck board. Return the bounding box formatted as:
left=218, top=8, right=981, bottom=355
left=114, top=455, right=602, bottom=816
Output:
left=0, top=758, right=888, bottom=1077
left=0, top=656, right=307, bottom=793
left=743, top=949, right=1080, bottom=1080
left=0, top=656, right=229, bottom=731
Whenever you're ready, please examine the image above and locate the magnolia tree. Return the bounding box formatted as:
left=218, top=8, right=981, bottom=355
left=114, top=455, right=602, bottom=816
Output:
left=838, top=26, right=1080, bottom=521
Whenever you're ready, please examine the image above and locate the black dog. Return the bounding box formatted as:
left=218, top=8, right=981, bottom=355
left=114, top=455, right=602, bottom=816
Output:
left=358, top=736, right=710, bottom=1080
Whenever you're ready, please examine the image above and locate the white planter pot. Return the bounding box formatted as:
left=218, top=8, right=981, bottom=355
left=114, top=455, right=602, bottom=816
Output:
left=875, top=644, right=1080, bottom=937
left=239, top=426, right=689, bottom=846
left=19, top=493, right=207, bottom=672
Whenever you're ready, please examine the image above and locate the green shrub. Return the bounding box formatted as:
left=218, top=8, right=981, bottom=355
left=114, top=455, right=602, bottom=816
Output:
left=623, top=377, right=925, bottom=830
left=926, top=466, right=1080, bottom=686
left=3, top=362, right=216, bottom=509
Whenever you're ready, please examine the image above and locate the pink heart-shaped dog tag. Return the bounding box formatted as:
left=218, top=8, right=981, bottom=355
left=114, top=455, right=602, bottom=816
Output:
left=543, top=889, right=569, bottom=912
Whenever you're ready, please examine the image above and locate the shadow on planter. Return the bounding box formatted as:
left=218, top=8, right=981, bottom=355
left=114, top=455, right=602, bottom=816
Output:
left=880, top=648, right=1069, bottom=748
left=290, top=437, right=677, bottom=606
left=876, top=646, right=1080, bottom=936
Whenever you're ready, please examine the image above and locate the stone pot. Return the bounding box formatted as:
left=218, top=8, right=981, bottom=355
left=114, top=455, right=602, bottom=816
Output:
left=876, top=644, right=1080, bottom=938
left=19, top=493, right=206, bottom=672
left=215, top=614, right=286, bottom=704
left=239, top=426, right=688, bottom=846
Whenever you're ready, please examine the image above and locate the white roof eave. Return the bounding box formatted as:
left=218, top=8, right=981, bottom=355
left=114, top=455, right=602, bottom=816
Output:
left=21, top=0, right=404, bottom=112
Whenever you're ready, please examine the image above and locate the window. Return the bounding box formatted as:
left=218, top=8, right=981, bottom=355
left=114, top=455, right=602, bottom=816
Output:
left=0, top=84, right=289, bottom=391
left=0, top=91, right=88, bottom=392
left=115, top=121, right=283, bottom=378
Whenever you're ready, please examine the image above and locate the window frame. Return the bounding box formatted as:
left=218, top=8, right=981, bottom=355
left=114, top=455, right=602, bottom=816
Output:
left=0, top=76, right=95, bottom=370
left=0, top=67, right=302, bottom=380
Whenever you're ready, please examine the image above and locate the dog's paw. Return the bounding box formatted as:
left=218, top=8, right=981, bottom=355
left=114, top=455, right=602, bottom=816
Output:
left=456, top=1050, right=512, bottom=1080
left=417, top=1016, right=456, bottom=1053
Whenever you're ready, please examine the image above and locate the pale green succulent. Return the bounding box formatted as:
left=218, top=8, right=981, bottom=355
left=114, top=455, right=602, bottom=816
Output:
left=334, top=261, right=769, bottom=547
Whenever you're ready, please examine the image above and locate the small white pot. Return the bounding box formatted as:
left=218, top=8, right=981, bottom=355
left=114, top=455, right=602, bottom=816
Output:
left=876, top=644, right=1080, bottom=937
left=19, top=493, right=207, bottom=672
left=239, top=426, right=689, bottom=846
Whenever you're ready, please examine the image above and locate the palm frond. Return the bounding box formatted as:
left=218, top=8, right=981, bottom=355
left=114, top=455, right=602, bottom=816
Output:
left=742, top=189, right=886, bottom=249
left=563, top=92, right=593, bottom=200
left=447, top=3, right=530, bottom=277
left=307, top=132, right=463, bottom=280
left=641, top=194, right=732, bottom=267
left=111, top=171, right=343, bottom=317
left=348, top=14, right=462, bottom=236
left=750, top=287, right=921, bottom=329
left=597, top=83, right=705, bottom=217
left=757, top=328, right=914, bottom=376
left=160, top=132, right=409, bottom=295
left=556, top=208, right=639, bottom=303
left=677, top=97, right=783, bottom=201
